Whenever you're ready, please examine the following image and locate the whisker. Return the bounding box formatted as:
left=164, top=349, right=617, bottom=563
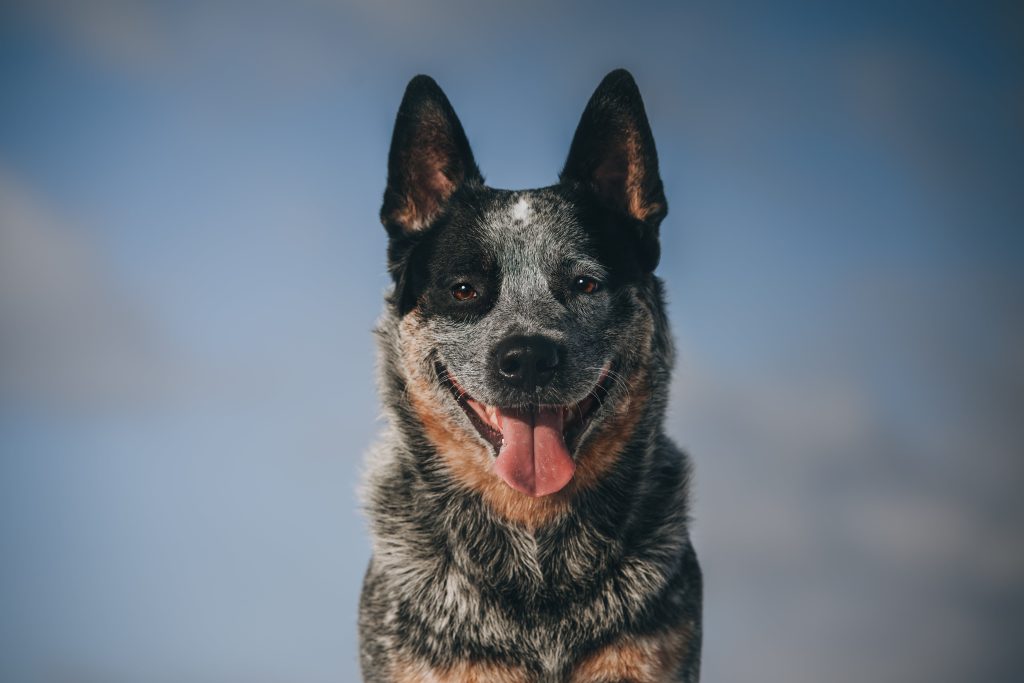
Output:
left=582, top=364, right=631, bottom=404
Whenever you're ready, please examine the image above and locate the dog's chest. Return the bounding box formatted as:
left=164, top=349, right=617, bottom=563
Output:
left=395, top=528, right=639, bottom=658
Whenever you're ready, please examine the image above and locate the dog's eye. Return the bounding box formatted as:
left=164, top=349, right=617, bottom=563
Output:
left=574, top=276, right=601, bottom=294
left=451, top=283, right=478, bottom=301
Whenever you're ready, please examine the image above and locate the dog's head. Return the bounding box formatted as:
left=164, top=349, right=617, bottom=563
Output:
left=380, top=70, right=670, bottom=503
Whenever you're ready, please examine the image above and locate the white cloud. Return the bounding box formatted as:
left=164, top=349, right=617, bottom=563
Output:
left=0, top=167, right=184, bottom=412
left=669, top=338, right=1024, bottom=683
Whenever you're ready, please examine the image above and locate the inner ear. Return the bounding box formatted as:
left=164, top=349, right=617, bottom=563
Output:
left=593, top=146, right=633, bottom=213
left=381, top=76, right=482, bottom=237
left=561, top=69, right=666, bottom=230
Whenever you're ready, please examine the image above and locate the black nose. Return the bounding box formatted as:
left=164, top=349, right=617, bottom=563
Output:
left=494, top=335, right=561, bottom=391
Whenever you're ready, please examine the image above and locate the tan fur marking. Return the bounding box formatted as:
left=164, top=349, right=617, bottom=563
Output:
left=572, top=366, right=649, bottom=492
left=392, top=656, right=530, bottom=683
left=571, top=309, right=655, bottom=492
left=399, top=312, right=574, bottom=528
left=397, top=310, right=654, bottom=529
left=390, top=106, right=463, bottom=233
left=571, top=627, right=691, bottom=683
left=595, top=129, right=663, bottom=224
left=624, top=131, right=664, bottom=223
left=392, top=163, right=455, bottom=232
left=408, top=379, right=574, bottom=529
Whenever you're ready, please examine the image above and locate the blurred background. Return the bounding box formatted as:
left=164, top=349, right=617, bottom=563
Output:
left=1, top=1, right=1022, bottom=681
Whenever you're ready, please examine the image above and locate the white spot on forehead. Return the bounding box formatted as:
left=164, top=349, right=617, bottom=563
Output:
left=511, top=197, right=531, bottom=222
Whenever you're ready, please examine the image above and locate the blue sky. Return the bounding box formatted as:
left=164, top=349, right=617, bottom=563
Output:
left=1, top=1, right=1022, bottom=682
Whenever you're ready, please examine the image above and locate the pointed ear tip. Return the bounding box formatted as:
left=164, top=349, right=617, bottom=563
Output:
left=406, top=74, right=439, bottom=89
left=605, top=68, right=635, bottom=81
left=600, top=68, right=639, bottom=89
left=591, top=69, right=644, bottom=107
left=396, top=75, right=455, bottom=122
left=401, top=74, right=446, bottom=102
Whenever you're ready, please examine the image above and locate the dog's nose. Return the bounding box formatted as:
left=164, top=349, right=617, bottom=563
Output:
left=495, top=335, right=561, bottom=392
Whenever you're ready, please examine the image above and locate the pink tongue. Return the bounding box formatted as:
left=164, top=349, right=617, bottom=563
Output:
left=493, top=406, right=576, bottom=497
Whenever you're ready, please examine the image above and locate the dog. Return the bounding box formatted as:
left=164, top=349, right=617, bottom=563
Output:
left=359, top=69, right=701, bottom=683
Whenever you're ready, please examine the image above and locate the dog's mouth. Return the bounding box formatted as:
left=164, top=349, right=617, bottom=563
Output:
left=436, top=362, right=613, bottom=497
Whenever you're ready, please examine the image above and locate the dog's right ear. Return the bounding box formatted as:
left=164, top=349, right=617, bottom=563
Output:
left=381, top=76, right=482, bottom=237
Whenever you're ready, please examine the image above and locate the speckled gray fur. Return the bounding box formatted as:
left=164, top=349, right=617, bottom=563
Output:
left=359, top=71, right=702, bottom=682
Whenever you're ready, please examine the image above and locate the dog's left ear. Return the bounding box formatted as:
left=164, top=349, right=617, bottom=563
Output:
left=561, top=69, right=666, bottom=271
left=381, top=75, right=482, bottom=237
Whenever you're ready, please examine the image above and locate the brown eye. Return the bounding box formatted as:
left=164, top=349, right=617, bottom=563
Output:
left=574, top=276, right=601, bottom=294
left=451, top=283, right=478, bottom=301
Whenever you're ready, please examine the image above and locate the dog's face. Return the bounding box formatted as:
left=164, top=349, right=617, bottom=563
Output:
left=381, top=71, right=667, bottom=501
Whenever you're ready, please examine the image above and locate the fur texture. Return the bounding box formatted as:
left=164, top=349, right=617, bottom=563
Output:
left=360, top=70, right=702, bottom=682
